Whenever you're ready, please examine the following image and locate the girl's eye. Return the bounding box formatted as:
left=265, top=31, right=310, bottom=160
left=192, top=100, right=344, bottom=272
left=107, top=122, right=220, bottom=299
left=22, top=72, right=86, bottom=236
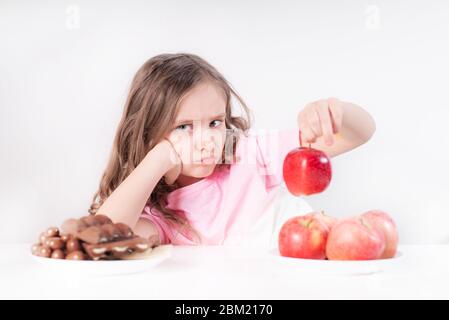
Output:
left=175, top=120, right=223, bottom=131
left=175, top=124, right=193, bottom=131
left=210, top=120, right=223, bottom=128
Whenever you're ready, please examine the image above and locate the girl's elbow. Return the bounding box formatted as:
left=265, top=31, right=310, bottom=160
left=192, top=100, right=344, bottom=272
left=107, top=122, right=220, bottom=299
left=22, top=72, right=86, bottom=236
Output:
left=355, top=116, right=376, bottom=148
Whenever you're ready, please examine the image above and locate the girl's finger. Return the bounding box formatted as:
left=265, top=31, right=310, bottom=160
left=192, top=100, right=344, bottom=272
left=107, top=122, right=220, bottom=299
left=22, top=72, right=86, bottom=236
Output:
left=163, top=138, right=182, bottom=164
left=306, top=106, right=323, bottom=138
left=328, top=98, right=343, bottom=133
left=299, top=118, right=317, bottom=145
left=316, top=100, right=334, bottom=146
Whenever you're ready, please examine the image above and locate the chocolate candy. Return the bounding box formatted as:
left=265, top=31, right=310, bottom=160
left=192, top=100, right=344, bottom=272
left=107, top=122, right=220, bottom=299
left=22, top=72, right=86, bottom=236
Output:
left=77, top=225, right=111, bottom=244
left=62, top=215, right=134, bottom=245
left=31, top=244, right=40, bottom=255
left=66, top=238, right=81, bottom=253
left=115, top=223, right=134, bottom=239
left=82, top=237, right=150, bottom=260
left=77, top=223, right=134, bottom=244
left=51, top=249, right=65, bottom=259
left=32, top=214, right=154, bottom=261
left=45, top=237, right=65, bottom=250
left=45, top=227, right=59, bottom=237
left=36, top=246, right=52, bottom=258
left=66, top=251, right=86, bottom=260
left=81, top=214, right=112, bottom=226
left=61, top=214, right=112, bottom=235
left=60, top=234, right=71, bottom=242
left=39, top=232, right=48, bottom=245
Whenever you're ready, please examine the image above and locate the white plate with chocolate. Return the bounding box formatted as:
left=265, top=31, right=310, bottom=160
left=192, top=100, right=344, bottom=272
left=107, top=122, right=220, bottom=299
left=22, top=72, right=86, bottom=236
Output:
left=32, top=244, right=173, bottom=276
left=31, top=215, right=173, bottom=276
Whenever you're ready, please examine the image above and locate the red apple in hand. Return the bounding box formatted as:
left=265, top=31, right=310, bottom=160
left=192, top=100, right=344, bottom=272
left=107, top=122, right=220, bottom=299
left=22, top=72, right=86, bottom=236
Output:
left=278, top=216, right=329, bottom=259
left=326, top=217, right=385, bottom=260
left=283, top=147, right=332, bottom=196
left=304, top=211, right=338, bottom=231
left=361, top=210, right=398, bottom=259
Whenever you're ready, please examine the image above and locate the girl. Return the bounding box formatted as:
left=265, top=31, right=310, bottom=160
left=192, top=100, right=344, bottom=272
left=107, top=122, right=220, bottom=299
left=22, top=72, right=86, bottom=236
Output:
left=88, top=53, right=376, bottom=246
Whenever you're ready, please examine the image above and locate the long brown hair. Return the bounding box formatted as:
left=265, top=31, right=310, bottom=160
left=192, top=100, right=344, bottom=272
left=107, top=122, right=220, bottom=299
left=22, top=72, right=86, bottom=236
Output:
left=88, top=53, right=252, bottom=243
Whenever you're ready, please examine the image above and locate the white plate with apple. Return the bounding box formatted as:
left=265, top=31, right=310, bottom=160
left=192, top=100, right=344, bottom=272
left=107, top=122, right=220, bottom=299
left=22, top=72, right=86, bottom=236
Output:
left=269, top=248, right=404, bottom=276
left=272, top=210, right=403, bottom=276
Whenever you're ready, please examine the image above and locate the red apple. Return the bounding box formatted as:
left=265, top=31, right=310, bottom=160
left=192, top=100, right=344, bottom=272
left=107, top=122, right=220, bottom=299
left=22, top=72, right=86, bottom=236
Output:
left=361, top=210, right=398, bottom=259
left=278, top=215, right=329, bottom=259
left=326, top=217, right=385, bottom=260
left=283, top=147, right=332, bottom=196
left=304, top=211, right=338, bottom=231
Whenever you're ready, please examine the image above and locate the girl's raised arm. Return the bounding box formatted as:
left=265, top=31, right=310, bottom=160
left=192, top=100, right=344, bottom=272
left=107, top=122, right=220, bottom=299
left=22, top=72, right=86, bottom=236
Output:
left=95, top=140, right=180, bottom=232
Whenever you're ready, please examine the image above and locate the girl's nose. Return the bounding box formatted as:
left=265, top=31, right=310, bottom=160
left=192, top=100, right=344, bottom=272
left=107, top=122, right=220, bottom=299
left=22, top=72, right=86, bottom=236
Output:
left=194, top=128, right=215, bottom=151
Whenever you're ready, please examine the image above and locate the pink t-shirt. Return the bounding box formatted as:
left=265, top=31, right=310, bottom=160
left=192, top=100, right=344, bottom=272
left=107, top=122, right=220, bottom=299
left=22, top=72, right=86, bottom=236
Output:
left=141, top=128, right=300, bottom=245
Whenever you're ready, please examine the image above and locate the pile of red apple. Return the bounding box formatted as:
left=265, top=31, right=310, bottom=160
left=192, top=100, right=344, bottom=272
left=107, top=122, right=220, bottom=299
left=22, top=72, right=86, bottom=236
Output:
left=278, top=210, right=398, bottom=260
left=281, top=132, right=398, bottom=260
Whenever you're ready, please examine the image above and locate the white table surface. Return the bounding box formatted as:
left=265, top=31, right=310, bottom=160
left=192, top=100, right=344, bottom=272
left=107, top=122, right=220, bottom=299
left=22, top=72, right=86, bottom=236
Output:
left=1, top=244, right=448, bottom=299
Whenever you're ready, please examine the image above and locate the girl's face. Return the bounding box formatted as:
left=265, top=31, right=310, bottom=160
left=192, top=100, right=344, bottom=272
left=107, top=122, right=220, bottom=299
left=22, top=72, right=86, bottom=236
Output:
left=165, top=82, right=227, bottom=180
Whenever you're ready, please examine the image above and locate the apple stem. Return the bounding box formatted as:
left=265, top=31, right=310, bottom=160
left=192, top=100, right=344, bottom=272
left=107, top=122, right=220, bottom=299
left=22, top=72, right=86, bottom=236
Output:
left=300, top=218, right=313, bottom=228
left=360, top=218, right=371, bottom=229
left=299, top=130, right=312, bottom=149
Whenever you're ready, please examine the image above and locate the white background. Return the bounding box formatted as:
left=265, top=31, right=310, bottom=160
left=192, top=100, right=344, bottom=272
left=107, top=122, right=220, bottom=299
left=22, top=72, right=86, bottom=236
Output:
left=1, top=0, right=448, bottom=244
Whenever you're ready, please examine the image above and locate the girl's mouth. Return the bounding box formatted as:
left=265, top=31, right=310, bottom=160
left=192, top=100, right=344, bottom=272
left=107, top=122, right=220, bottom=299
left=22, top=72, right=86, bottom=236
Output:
left=200, top=156, right=215, bottom=164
